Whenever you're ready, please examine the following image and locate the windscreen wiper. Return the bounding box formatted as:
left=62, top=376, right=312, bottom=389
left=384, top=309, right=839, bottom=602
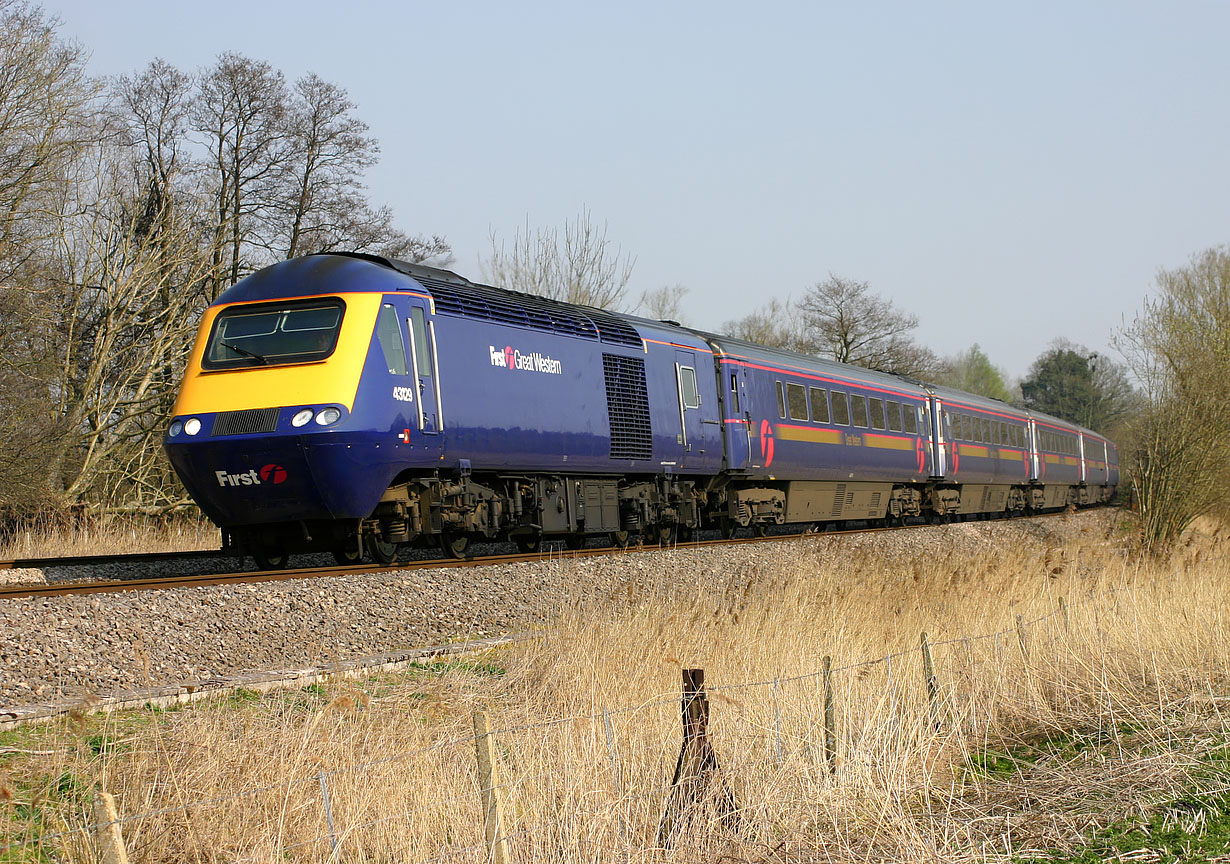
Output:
left=220, top=341, right=269, bottom=365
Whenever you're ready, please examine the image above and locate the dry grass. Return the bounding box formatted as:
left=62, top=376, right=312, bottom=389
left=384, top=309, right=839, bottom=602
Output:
left=4, top=512, right=1230, bottom=862
left=0, top=512, right=219, bottom=560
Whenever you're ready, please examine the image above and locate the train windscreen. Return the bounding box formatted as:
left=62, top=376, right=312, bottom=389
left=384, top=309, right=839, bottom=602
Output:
left=202, top=298, right=345, bottom=369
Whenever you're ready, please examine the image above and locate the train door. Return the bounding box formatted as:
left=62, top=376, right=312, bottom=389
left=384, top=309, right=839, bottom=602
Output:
left=927, top=394, right=947, bottom=478
left=406, top=302, right=443, bottom=438
left=1078, top=433, right=1087, bottom=483
left=1027, top=418, right=1040, bottom=480
left=674, top=350, right=703, bottom=465
left=723, top=363, right=752, bottom=470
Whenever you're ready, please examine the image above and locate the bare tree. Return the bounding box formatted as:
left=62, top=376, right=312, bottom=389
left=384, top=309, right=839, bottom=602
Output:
left=484, top=207, right=635, bottom=309
left=638, top=283, right=688, bottom=323
left=0, top=0, right=96, bottom=284
left=1117, top=245, right=1230, bottom=551
left=46, top=128, right=215, bottom=507
left=191, top=52, right=288, bottom=294
left=275, top=73, right=377, bottom=258
left=797, top=275, right=936, bottom=376
left=721, top=297, right=807, bottom=350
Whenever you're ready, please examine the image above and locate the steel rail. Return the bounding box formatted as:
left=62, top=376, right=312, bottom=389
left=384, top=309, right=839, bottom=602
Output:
left=0, top=548, right=230, bottom=571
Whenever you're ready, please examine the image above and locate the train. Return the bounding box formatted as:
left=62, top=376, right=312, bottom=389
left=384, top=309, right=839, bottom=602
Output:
left=163, top=252, right=1118, bottom=568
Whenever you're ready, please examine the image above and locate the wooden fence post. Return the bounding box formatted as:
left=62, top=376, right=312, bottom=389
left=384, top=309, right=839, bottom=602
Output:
left=921, top=633, right=939, bottom=729
left=822, top=655, right=836, bottom=775
left=93, top=791, right=130, bottom=864
left=658, top=669, right=739, bottom=847
left=473, top=710, right=510, bottom=864
left=1016, top=614, right=1030, bottom=661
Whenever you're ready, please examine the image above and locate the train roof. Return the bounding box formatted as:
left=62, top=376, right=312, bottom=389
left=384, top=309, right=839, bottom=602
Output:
left=683, top=329, right=932, bottom=397
left=219, top=254, right=1114, bottom=445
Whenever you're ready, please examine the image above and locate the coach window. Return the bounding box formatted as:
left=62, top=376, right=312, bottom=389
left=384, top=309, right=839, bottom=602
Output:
left=961, top=414, right=972, bottom=442
left=886, top=400, right=902, bottom=432
left=903, top=405, right=918, bottom=434
left=809, top=387, right=829, bottom=423
left=831, top=390, right=850, bottom=425
left=787, top=382, right=808, bottom=421
left=377, top=305, right=409, bottom=375
left=869, top=398, right=886, bottom=430
left=775, top=381, right=786, bottom=418
left=850, top=394, right=868, bottom=428
left=730, top=374, right=740, bottom=413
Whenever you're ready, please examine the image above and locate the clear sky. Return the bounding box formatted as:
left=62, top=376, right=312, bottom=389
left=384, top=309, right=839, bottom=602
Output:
left=43, top=0, right=1230, bottom=377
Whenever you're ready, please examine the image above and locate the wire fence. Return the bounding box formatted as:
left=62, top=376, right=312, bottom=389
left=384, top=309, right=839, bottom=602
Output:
left=2, top=583, right=1181, bottom=862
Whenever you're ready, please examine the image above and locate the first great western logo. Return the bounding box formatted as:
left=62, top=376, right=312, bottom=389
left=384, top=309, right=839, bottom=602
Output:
left=488, top=345, right=563, bottom=375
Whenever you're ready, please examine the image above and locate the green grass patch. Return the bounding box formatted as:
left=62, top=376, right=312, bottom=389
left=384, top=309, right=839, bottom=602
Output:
left=1026, top=792, right=1230, bottom=863
left=405, top=658, right=506, bottom=678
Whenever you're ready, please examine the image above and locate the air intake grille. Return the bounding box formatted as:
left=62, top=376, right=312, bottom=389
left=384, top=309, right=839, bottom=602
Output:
left=411, top=275, right=643, bottom=349
left=589, top=308, right=646, bottom=348
left=603, top=354, right=653, bottom=461
left=418, top=277, right=601, bottom=339
left=212, top=408, right=279, bottom=437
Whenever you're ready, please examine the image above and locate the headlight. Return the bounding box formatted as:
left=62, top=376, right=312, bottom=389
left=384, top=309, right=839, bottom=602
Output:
left=184, top=417, right=202, bottom=436
left=169, top=420, right=183, bottom=437
left=291, top=408, right=314, bottom=427
left=315, top=407, right=342, bottom=426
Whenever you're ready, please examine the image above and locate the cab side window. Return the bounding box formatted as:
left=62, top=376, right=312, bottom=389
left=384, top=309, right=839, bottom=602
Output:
left=377, top=304, right=408, bottom=375
left=679, top=366, right=700, bottom=409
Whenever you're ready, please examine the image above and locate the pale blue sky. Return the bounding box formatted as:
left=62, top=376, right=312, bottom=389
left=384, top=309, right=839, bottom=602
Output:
left=45, top=0, right=1230, bottom=377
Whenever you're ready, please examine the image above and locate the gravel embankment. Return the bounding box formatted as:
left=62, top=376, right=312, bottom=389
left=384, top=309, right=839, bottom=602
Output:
left=0, top=512, right=1123, bottom=709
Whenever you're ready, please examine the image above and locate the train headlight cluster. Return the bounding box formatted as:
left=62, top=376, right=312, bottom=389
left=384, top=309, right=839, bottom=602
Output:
left=169, top=420, right=183, bottom=437
left=183, top=418, right=202, bottom=436
left=316, top=407, right=342, bottom=426
left=291, top=408, right=314, bottom=428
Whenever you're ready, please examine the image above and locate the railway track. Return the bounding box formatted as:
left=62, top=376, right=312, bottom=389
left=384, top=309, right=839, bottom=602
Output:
left=0, top=547, right=231, bottom=571
left=0, top=530, right=807, bottom=600
left=0, top=509, right=1089, bottom=601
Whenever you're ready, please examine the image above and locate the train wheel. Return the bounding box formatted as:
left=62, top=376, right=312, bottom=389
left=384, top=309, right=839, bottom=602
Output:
left=609, top=530, right=631, bottom=549
left=440, top=531, right=469, bottom=559
left=752, top=523, right=768, bottom=538
left=564, top=534, right=586, bottom=550
left=655, top=526, right=676, bottom=547
left=719, top=518, right=737, bottom=540
left=332, top=541, right=362, bottom=567
left=369, top=537, right=398, bottom=565
left=514, top=535, right=541, bottom=554
left=253, top=549, right=288, bottom=571
left=677, top=525, right=694, bottom=543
